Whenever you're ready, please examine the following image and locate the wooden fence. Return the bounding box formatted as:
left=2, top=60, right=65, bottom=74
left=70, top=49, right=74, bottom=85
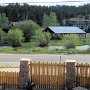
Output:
left=30, top=61, right=66, bottom=89
left=0, top=71, right=19, bottom=88
left=0, top=61, right=90, bottom=89
left=76, top=63, right=90, bottom=88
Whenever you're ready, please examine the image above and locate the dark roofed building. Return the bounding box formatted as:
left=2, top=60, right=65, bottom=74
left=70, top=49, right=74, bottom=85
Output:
left=63, top=17, right=90, bottom=32
left=44, top=26, right=86, bottom=39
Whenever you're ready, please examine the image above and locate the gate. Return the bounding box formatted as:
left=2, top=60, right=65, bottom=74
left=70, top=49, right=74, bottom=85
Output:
left=30, top=61, right=66, bottom=89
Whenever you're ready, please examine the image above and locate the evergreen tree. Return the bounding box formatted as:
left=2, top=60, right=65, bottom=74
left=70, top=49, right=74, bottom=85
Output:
left=0, top=13, right=9, bottom=28
left=43, top=12, right=59, bottom=28
left=49, top=11, right=59, bottom=26
left=42, top=13, right=50, bottom=28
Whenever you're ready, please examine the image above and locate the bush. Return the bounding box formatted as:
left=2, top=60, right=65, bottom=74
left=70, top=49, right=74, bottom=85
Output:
left=7, top=29, right=24, bottom=47
left=36, top=30, right=51, bottom=47
left=13, top=20, right=41, bottom=42
left=86, top=39, right=90, bottom=45
left=63, top=34, right=79, bottom=49
left=0, top=30, right=6, bottom=45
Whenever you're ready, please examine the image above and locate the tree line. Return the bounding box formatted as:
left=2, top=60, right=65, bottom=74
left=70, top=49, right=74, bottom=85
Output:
left=0, top=3, right=90, bottom=26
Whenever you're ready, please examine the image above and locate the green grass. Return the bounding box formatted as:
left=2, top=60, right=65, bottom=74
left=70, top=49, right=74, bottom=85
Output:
left=0, top=46, right=90, bottom=54
left=49, top=34, right=90, bottom=46
left=21, top=36, right=90, bottom=48
left=0, top=35, right=90, bottom=54
left=0, top=63, right=19, bottom=68
left=86, top=39, right=90, bottom=45
left=0, top=66, right=18, bottom=68
left=22, top=39, right=88, bottom=47
left=0, top=47, right=32, bottom=53
left=76, top=40, right=87, bottom=46
left=22, top=41, right=38, bottom=47
left=49, top=39, right=87, bottom=46
left=22, top=40, right=64, bottom=47
left=49, top=40, right=64, bottom=46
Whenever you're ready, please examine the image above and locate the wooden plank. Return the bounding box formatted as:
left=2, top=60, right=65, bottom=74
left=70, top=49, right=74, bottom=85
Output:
left=57, top=63, right=60, bottom=89
left=40, top=62, right=43, bottom=88
left=48, top=63, right=50, bottom=89
left=0, top=71, right=1, bottom=85
left=33, top=62, right=36, bottom=88
left=76, top=63, right=80, bottom=86
left=38, top=62, right=40, bottom=88
left=50, top=62, right=52, bottom=88
left=53, top=63, right=55, bottom=89
left=44, top=62, right=47, bottom=88
left=46, top=62, right=48, bottom=89
left=42, top=62, right=44, bottom=88
left=62, top=63, right=64, bottom=89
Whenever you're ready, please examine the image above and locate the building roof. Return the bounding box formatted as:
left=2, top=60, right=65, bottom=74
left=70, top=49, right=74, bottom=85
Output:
left=46, top=26, right=86, bottom=34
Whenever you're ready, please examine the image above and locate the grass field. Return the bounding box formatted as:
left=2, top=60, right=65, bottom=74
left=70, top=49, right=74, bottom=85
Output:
left=0, top=33, right=90, bottom=54
left=0, top=63, right=19, bottom=68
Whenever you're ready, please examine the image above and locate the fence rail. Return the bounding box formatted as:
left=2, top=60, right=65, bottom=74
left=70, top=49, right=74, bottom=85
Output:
left=30, top=61, right=66, bottom=89
left=0, top=71, right=19, bottom=88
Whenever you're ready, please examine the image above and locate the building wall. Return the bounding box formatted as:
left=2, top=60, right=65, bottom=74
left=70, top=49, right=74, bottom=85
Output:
left=52, top=33, right=86, bottom=40
left=63, top=18, right=90, bottom=32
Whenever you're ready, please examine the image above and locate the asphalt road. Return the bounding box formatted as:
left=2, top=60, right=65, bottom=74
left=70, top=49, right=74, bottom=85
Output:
left=0, top=54, right=90, bottom=64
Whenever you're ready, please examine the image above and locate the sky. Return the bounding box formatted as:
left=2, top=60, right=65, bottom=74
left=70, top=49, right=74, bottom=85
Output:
left=0, top=0, right=90, bottom=6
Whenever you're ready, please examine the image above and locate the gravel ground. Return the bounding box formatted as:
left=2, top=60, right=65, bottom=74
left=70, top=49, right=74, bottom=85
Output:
left=0, top=54, right=90, bottom=71
left=0, top=68, right=19, bottom=72
left=0, top=54, right=90, bottom=64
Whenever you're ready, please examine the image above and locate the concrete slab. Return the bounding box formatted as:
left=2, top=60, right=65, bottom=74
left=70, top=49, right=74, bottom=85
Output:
left=73, top=86, right=88, bottom=90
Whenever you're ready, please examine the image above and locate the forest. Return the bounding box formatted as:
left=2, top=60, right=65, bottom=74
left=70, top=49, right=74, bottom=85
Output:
left=0, top=3, right=90, bottom=26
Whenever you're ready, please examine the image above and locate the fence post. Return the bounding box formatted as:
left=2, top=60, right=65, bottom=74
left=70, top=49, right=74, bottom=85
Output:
left=66, top=60, right=76, bottom=89
left=19, top=58, right=31, bottom=88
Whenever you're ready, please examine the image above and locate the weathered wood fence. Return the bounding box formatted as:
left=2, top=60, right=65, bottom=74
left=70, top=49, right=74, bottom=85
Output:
left=76, top=63, right=90, bottom=88
left=30, top=62, right=65, bottom=89
left=0, top=59, right=90, bottom=89
left=0, top=71, right=19, bottom=88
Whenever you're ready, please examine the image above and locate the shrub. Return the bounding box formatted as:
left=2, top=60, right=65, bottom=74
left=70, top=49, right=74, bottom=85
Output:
left=0, top=30, right=6, bottom=45
left=86, top=39, right=90, bottom=45
left=7, top=29, right=24, bottom=47
left=63, top=34, right=79, bottom=49
left=36, top=30, right=51, bottom=47
left=13, top=20, right=41, bottom=42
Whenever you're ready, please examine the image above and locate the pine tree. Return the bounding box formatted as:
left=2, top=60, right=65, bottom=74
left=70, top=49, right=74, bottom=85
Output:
left=42, top=12, right=60, bottom=28
left=49, top=11, right=59, bottom=26
left=0, top=13, right=9, bottom=28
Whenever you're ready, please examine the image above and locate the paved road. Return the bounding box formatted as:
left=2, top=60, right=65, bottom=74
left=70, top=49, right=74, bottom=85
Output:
left=0, top=53, right=90, bottom=64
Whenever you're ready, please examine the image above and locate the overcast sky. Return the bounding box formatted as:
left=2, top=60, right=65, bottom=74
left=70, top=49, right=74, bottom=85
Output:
left=0, top=0, right=90, bottom=6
